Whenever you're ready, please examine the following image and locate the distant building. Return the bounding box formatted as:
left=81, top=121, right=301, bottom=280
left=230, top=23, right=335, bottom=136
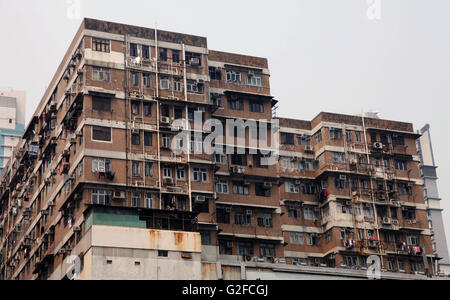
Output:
left=0, top=90, right=26, bottom=174
left=417, top=124, right=450, bottom=275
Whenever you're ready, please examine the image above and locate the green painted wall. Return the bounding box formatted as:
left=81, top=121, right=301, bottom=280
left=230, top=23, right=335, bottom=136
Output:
left=85, top=211, right=147, bottom=233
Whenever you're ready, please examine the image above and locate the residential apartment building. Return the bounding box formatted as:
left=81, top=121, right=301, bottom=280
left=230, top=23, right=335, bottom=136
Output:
left=416, top=124, right=450, bottom=275
left=0, top=90, right=26, bottom=174
left=0, top=19, right=438, bottom=280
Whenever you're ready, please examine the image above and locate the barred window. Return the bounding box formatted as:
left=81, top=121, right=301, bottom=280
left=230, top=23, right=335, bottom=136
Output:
left=92, top=38, right=110, bottom=53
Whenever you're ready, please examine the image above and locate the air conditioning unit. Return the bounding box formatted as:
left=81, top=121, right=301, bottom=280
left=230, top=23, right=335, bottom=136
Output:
left=246, top=210, right=253, bottom=215
left=131, top=128, right=140, bottom=135
left=295, top=180, right=302, bottom=185
left=382, top=217, right=392, bottom=225
left=41, top=209, right=49, bottom=216
left=73, top=226, right=81, bottom=233
left=373, top=142, right=384, bottom=150
left=263, top=182, right=273, bottom=189
left=164, top=178, right=174, bottom=186
left=243, top=181, right=251, bottom=186
left=195, top=195, right=206, bottom=204
left=161, top=117, right=170, bottom=125
left=189, top=57, right=200, bottom=66
left=113, top=191, right=126, bottom=199
left=226, top=242, right=233, bottom=248
left=339, top=175, right=347, bottom=181
left=225, top=207, right=232, bottom=213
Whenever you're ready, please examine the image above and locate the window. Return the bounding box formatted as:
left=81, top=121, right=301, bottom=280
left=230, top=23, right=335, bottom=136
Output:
left=395, top=160, right=408, bottom=171
left=92, top=126, right=111, bottom=142
left=403, top=208, right=416, bottom=220
left=131, top=131, right=140, bottom=145
left=260, top=244, right=275, bottom=257
left=163, top=167, right=172, bottom=178
left=92, top=190, right=112, bottom=205
left=209, top=67, right=222, bottom=80
left=285, top=181, right=300, bottom=194
left=343, top=256, right=358, bottom=267
left=238, top=242, right=254, bottom=256
left=219, top=240, right=233, bottom=255
left=281, top=133, right=294, bottom=145
left=288, top=204, right=302, bottom=219
left=235, top=210, right=252, bottom=226
left=160, top=76, right=170, bottom=90
left=329, top=128, right=342, bottom=140
left=158, top=251, right=168, bottom=257
left=130, top=43, right=138, bottom=57
left=410, top=260, right=424, bottom=273
left=92, top=67, right=110, bottom=82
left=193, top=168, right=208, bottom=182
left=398, top=183, right=412, bottom=196
left=355, top=131, right=362, bottom=142
left=257, top=213, right=273, bottom=228
left=144, top=132, right=153, bottom=146
left=231, top=154, right=247, bottom=166
left=145, top=194, right=153, bottom=209
left=346, top=131, right=353, bottom=142
left=132, top=193, right=141, bottom=207
left=250, top=101, right=264, bottom=113
left=326, top=231, right=333, bottom=243
left=228, top=97, right=244, bottom=110
left=303, top=206, right=318, bottom=220
left=159, top=48, right=167, bottom=61
left=392, top=134, right=405, bottom=147
left=214, top=154, right=227, bottom=165
left=187, top=80, right=204, bottom=94
left=142, top=45, right=150, bottom=59
left=216, top=181, right=229, bottom=194
left=255, top=183, right=271, bottom=197
left=226, top=70, right=242, bottom=83
left=332, top=152, right=346, bottom=164
left=306, top=234, right=321, bottom=246
left=335, top=176, right=349, bottom=189
left=290, top=232, right=305, bottom=245
left=200, top=231, right=212, bottom=245
left=176, top=168, right=185, bottom=181
left=92, top=158, right=111, bottom=173
left=314, top=130, right=322, bottom=144
left=172, top=50, right=180, bottom=63
left=217, top=207, right=231, bottom=224
left=131, top=72, right=139, bottom=87
left=232, top=182, right=250, bottom=195
left=92, top=97, right=111, bottom=111
left=297, top=135, right=311, bottom=146
left=186, top=52, right=202, bottom=66
left=132, top=161, right=141, bottom=177
left=210, top=93, right=223, bottom=107
left=247, top=71, right=262, bottom=86
left=143, top=73, right=151, bottom=88
left=299, top=159, right=314, bottom=171
left=173, top=78, right=182, bottom=92
left=407, top=235, right=420, bottom=246
left=302, top=183, right=316, bottom=195
left=143, top=103, right=152, bottom=116
left=92, top=38, right=110, bottom=53
left=162, top=134, right=171, bottom=148
left=145, top=162, right=153, bottom=177
left=337, top=201, right=353, bottom=214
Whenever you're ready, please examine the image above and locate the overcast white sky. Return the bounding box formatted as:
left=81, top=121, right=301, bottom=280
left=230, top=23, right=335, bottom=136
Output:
left=0, top=0, right=449, bottom=252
